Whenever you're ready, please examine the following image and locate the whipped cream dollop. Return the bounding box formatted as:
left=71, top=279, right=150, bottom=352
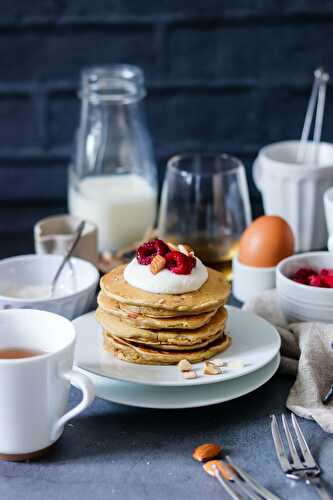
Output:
left=124, top=257, right=208, bottom=294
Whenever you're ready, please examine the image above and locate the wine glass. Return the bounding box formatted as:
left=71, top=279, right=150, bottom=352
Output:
left=158, top=154, right=252, bottom=280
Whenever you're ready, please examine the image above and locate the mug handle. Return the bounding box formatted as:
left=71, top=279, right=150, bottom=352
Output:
left=252, top=157, right=263, bottom=191
left=51, top=369, right=95, bottom=440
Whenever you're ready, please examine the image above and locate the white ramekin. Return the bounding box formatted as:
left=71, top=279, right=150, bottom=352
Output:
left=276, top=251, right=333, bottom=323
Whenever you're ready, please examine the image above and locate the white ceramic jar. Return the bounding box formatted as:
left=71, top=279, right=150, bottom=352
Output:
left=253, top=141, right=333, bottom=252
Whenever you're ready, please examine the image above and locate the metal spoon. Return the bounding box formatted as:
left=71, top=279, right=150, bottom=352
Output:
left=297, top=67, right=330, bottom=164
left=50, top=220, right=86, bottom=297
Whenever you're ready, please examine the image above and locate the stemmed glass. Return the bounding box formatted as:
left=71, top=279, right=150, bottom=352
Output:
left=158, top=154, right=252, bottom=280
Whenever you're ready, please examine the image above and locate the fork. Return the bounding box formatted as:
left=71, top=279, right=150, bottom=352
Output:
left=204, top=457, right=280, bottom=500
left=271, top=414, right=332, bottom=500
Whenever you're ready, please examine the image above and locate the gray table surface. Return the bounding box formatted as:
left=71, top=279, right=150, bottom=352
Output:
left=0, top=238, right=332, bottom=500
left=0, top=376, right=332, bottom=500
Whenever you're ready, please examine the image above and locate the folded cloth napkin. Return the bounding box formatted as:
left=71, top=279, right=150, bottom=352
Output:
left=243, top=289, right=333, bottom=433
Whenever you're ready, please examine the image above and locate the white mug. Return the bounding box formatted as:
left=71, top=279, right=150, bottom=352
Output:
left=253, top=141, right=333, bottom=252
left=0, top=309, right=95, bottom=460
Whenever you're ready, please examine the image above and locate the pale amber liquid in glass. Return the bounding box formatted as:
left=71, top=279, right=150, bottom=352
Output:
left=165, top=235, right=240, bottom=282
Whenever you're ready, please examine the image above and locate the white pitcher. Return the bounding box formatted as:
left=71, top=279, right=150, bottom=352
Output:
left=253, top=141, right=333, bottom=252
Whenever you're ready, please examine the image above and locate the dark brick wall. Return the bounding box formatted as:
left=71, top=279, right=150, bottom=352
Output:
left=0, top=0, right=332, bottom=243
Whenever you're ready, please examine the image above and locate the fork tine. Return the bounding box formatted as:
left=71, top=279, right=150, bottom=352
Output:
left=226, top=455, right=281, bottom=500
left=219, top=459, right=262, bottom=500
left=291, top=413, right=318, bottom=469
left=271, top=415, right=292, bottom=473
left=282, top=414, right=304, bottom=469
left=212, top=465, right=243, bottom=500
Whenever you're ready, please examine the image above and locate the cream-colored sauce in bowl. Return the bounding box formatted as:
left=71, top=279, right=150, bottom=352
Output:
left=3, top=284, right=72, bottom=300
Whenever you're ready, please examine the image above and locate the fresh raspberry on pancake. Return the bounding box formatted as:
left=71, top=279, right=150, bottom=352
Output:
left=165, top=251, right=196, bottom=275
left=137, top=239, right=169, bottom=265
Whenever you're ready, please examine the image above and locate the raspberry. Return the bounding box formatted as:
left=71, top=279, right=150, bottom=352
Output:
left=292, top=268, right=317, bottom=281
left=291, top=267, right=333, bottom=288
left=309, top=274, right=323, bottom=287
left=320, top=269, right=333, bottom=288
left=165, top=251, right=195, bottom=275
left=291, top=268, right=318, bottom=285
left=188, top=255, right=196, bottom=271
left=137, top=239, right=169, bottom=265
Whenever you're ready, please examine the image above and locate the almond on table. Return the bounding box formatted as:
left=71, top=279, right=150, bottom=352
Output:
left=193, top=443, right=222, bottom=462
left=203, top=460, right=233, bottom=480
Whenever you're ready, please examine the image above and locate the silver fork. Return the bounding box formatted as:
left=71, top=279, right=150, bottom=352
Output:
left=207, top=457, right=280, bottom=500
left=271, top=414, right=332, bottom=500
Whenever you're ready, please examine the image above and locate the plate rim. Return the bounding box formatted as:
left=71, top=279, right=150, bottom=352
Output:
left=78, top=354, right=280, bottom=409
left=74, top=305, right=281, bottom=387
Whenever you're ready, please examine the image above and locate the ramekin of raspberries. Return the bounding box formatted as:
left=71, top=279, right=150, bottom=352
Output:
left=291, top=268, right=333, bottom=288
left=136, top=239, right=196, bottom=275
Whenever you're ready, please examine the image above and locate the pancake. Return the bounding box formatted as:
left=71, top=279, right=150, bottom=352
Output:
left=115, top=303, right=214, bottom=318
left=96, top=306, right=227, bottom=346
left=103, top=329, right=223, bottom=351
left=100, top=265, right=230, bottom=314
left=103, top=333, right=232, bottom=365
left=97, top=292, right=218, bottom=329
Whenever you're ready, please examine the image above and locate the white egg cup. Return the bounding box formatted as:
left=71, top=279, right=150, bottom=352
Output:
left=232, top=256, right=276, bottom=303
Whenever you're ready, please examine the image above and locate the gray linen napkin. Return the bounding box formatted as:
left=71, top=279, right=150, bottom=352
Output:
left=243, top=289, right=333, bottom=433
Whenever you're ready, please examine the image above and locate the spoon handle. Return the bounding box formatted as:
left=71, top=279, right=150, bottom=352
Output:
left=51, top=220, right=86, bottom=296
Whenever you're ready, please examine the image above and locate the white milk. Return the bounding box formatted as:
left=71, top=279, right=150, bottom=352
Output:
left=68, top=174, right=156, bottom=251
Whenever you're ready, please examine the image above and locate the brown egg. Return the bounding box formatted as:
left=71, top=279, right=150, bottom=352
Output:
left=238, top=215, right=294, bottom=268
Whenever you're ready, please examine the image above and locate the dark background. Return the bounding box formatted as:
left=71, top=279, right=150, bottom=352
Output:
left=1, top=0, right=333, bottom=252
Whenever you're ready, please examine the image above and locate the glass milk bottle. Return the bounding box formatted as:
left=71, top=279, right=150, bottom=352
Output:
left=68, top=65, right=157, bottom=253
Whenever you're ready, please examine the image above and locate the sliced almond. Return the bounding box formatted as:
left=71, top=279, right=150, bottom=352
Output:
left=150, top=254, right=166, bottom=274
left=178, top=243, right=194, bottom=256
left=210, top=358, right=227, bottom=368
left=203, top=361, right=222, bottom=375
left=182, top=370, right=197, bottom=379
left=193, top=443, right=222, bottom=462
left=166, top=241, right=178, bottom=251
left=178, top=359, right=193, bottom=372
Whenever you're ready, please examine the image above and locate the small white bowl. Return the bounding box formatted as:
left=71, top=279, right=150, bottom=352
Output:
left=0, top=255, right=99, bottom=320
left=232, top=256, right=276, bottom=302
left=276, top=251, right=333, bottom=323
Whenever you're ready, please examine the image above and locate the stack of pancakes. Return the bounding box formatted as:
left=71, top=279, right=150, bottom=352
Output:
left=96, top=264, right=231, bottom=365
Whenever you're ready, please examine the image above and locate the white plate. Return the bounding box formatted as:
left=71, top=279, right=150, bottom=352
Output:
left=74, top=306, right=281, bottom=387
left=78, top=354, right=280, bottom=409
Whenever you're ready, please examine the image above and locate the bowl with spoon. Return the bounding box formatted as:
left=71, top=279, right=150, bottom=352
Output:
left=0, top=253, right=99, bottom=319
